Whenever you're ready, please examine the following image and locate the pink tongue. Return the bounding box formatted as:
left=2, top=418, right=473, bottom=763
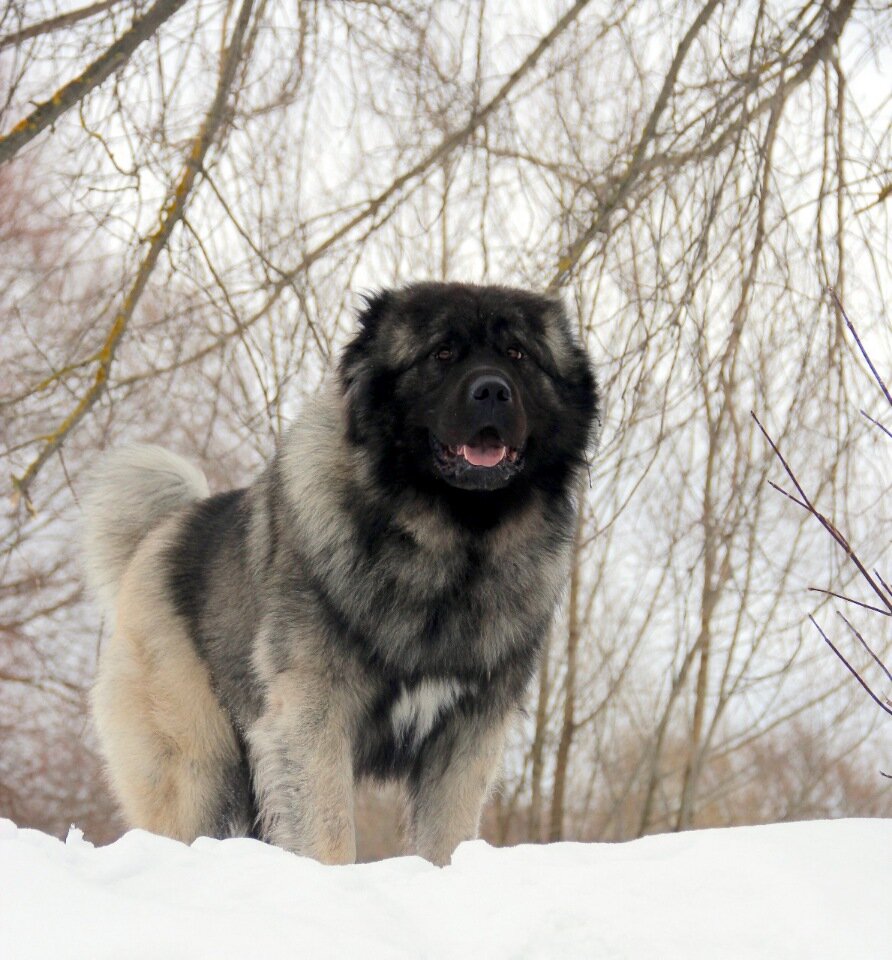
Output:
left=459, top=443, right=506, bottom=467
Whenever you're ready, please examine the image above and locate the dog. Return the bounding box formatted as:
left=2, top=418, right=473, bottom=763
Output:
left=83, top=282, right=598, bottom=865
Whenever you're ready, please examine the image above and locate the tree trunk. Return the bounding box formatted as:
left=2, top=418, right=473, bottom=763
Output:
left=548, top=496, right=585, bottom=841
left=528, top=629, right=552, bottom=841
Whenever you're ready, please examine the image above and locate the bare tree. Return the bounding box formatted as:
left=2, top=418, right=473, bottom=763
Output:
left=1, top=0, right=890, bottom=845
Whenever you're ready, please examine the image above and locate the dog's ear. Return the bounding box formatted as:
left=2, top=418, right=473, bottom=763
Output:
left=341, top=287, right=394, bottom=382
left=339, top=289, right=391, bottom=392
left=339, top=291, right=394, bottom=444
left=340, top=292, right=389, bottom=385
left=356, top=289, right=393, bottom=331
left=338, top=353, right=369, bottom=445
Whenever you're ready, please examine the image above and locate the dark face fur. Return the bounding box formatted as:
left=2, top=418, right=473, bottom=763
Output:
left=339, top=283, right=598, bottom=525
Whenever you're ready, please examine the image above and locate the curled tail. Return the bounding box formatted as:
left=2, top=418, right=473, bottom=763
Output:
left=82, top=445, right=209, bottom=616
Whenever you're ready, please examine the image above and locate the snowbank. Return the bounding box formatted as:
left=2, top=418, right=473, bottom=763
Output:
left=1, top=817, right=889, bottom=958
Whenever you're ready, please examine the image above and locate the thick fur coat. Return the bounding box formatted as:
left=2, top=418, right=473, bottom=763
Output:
left=84, top=282, right=598, bottom=865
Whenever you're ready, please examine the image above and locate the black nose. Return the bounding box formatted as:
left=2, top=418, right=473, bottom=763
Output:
left=468, top=373, right=513, bottom=406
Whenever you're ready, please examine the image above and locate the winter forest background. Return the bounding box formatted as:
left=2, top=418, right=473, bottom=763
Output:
left=0, top=0, right=890, bottom=858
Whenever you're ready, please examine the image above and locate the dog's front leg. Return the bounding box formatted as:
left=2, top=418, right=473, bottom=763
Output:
left=409, top=712, right=510, bottom=866
left=247, top=667, right=356, bottom=864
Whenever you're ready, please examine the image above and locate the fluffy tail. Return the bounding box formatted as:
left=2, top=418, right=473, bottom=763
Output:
left=82, top=445, right=209, bottom=616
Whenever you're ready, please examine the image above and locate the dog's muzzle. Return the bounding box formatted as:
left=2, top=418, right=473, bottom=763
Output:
left=430, top=366, right=528, bottom=490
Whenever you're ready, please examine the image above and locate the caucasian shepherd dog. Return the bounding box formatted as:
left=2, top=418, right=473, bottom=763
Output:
left=83, top=282, right=598, bottom=865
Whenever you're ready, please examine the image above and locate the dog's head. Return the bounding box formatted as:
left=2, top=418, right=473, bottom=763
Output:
left=339, top=283, right=598, bottom=511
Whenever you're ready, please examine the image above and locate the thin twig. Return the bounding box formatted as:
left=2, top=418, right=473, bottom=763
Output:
left=809, top=616, right=892, bottom=717
left=830, top=289, right=892, bottom=409
left=752, top=410, right=892, bottom=615
left=873, top=569, right=892, bottom=608
left=808, top=587, right=891, bottom=617
left=837, top=613, right=892, bottom=685
left=767, top=480, right=809, bottom=511
left=860, top=409, right=892, bottom=441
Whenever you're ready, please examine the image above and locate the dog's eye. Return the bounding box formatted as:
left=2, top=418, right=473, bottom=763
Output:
left=507, top=346, right=525, bottom=361
left=434, top=347, right=453, bottom=362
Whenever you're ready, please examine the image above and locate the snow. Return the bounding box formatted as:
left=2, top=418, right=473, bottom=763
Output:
left=1, top=818, right=889, bottom=959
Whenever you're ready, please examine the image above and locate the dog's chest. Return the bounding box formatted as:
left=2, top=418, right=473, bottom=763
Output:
left=388, top=678, right=470, bottom=747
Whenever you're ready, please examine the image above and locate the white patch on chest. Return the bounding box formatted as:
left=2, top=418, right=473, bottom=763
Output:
left=390, top=679, right=466, bottom=748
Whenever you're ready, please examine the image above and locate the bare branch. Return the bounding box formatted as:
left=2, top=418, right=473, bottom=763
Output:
left=10, top=0, right=257, bottom=508
left=752, top=410, right=892, bottom=615
left=548, top=0, right=723, bottom=290
left=837, top=613, right=892, bottom=686
left=807, top=587, right=891, bottom=617
left=859, top=409, right=892, bottom=441
left=100, top=0, right=602, bottom=387
left=0, top=0, right=124, bottom=52
left=0, top=0, right=190, bottom=167
left=261, top=0, right=597, bottom=304
left=809, top=616, right=892, bottom=717
left=829, top=289, right=892, bottom=410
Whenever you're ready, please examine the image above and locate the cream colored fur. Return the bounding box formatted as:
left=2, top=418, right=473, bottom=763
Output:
left=247, top=665, right=358, bottom=864
left=410, top=715, right=510, bottom=866
left=91, top=516, right=240, bottom=841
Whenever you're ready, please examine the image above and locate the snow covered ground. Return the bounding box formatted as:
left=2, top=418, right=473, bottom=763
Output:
left=1, top=817, right=889, bottom=959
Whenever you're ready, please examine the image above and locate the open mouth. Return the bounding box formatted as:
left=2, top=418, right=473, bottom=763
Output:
left=431, top=428, right=524, bottom=489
